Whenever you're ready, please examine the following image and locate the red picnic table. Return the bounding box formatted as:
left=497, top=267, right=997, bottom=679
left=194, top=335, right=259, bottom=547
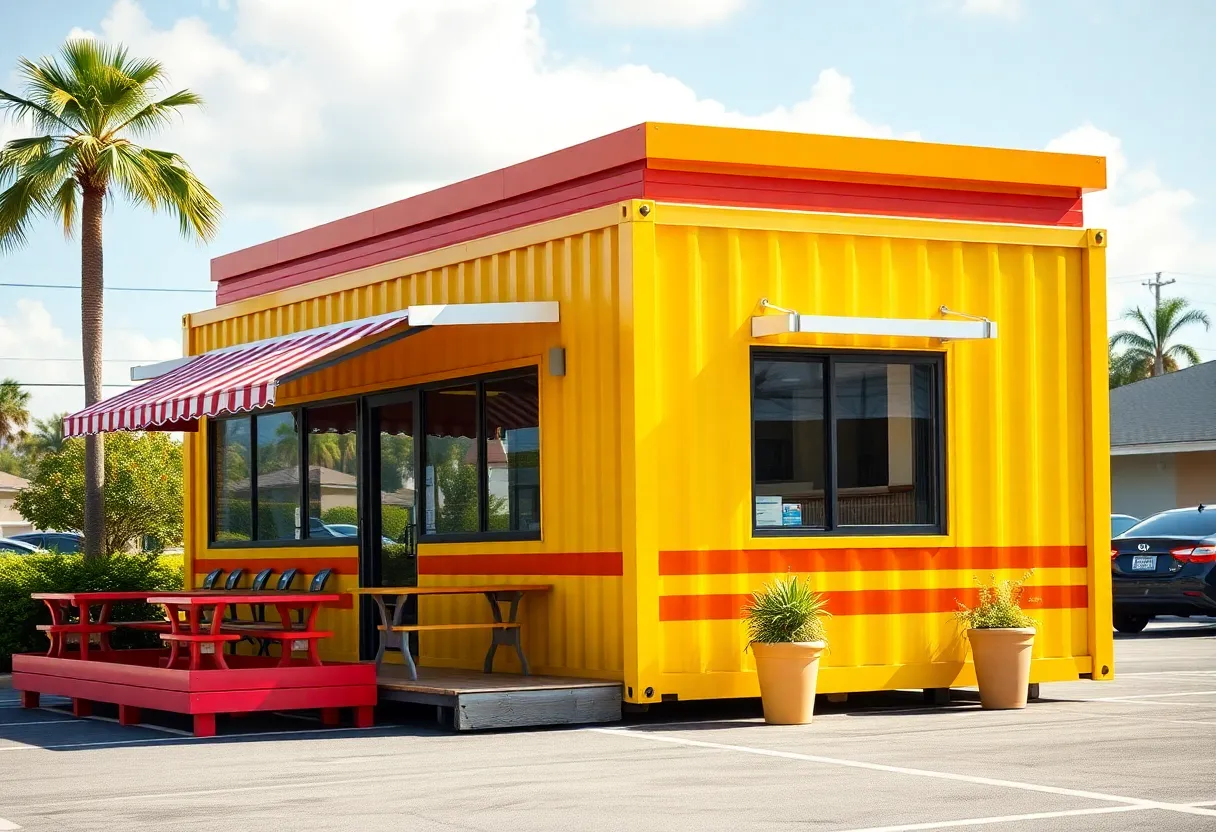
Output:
left=17, top=589, right=373, bottom=737
left=147, top=592, right=339, bottom=670
left=30, top=591, right=169, bottom=659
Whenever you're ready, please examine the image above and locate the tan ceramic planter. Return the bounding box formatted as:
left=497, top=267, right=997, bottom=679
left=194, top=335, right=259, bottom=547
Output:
left=751, top=640, right=826, bottom=724
left=968, top=627, right=1035, bottom=710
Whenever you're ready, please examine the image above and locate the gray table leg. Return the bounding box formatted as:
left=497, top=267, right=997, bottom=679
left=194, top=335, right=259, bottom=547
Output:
left=483, top=591, right=530, bottom=676
left=372, top=596, right=390, bottom=668
left=391, top=594, right=417, bottom=681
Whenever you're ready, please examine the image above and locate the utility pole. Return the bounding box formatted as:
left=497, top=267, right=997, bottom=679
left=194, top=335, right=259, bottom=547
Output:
left=1142, top=272, right=1176, bottom=376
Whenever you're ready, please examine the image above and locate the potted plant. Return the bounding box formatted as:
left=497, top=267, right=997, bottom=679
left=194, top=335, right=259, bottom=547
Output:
left=743, top=575, right=829, bottom=725
left=956, top=572, right=1037, bottom=710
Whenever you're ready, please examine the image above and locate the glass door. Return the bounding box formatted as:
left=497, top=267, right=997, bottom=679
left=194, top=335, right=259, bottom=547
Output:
left=359, top=392, right=418, bottom=660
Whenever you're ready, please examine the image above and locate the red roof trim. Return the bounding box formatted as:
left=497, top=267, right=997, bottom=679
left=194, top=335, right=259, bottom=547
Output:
left=217, top=163, right=646, bottom=304
left=212, top=125, right=648, bottom=282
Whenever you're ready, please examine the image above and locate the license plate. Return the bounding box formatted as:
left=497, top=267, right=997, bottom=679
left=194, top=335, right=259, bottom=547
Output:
left=200, top=643, right=215, bottom=654
left=1132, top=555, right=1157, bottom=571
left=292, top=640, right=308, bottom=651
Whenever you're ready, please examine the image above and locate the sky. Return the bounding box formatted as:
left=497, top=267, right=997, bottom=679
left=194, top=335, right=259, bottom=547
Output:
left=1, top=0, right=1214, bottom=420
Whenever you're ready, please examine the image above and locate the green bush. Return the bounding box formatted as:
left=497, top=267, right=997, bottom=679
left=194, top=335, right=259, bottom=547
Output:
left=742, top=575, right=829, bottom=645
left=0, top=553, right=184, bottom=670
left=956, top=572, right=1037, bottom=631
left=320, top=506, right=357, bottom=527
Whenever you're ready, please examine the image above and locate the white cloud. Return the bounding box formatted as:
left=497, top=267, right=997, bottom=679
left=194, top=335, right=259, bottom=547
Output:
left=956, top=0, right=1022, bottom=19
left=578, top=0, right=747, bottom=28
left=0, top=299, right=179, bottom=421
left=1047, top=125, right=1216, bottom=341
left=83, top=0, right=909, bottom=231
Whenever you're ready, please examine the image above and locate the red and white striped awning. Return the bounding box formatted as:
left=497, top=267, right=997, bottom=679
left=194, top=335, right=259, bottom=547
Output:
left=63, top=312, right=411, bottom=437
left=63, top=301, right=561, bottom=438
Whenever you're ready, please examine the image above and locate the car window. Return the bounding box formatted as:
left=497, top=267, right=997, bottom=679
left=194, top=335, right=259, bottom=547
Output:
left=1124, top=510, right=1216, bottom=538
left=1111, top=516, right=1139, bottom=537
left=0, top=542, right=29, bottom=554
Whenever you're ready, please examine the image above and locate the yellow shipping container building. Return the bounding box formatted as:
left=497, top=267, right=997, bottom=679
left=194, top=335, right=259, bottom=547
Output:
left=68, top=123, right=1112, bottom=706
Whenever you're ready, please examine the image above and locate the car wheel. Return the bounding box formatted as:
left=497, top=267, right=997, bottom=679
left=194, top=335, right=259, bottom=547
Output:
left=1114, top=614, right=1150, bottom=634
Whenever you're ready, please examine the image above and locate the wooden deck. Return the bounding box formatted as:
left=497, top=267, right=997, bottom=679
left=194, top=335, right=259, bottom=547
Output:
left=377, top=666, right=622, bottom=731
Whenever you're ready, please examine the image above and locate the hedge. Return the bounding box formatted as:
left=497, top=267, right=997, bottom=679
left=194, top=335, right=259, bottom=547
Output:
left=0, top=553, right=184, bottom=670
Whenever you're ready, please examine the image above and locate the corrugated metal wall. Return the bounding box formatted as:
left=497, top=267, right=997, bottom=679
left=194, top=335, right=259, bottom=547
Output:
left=187, top=213, right=626, bottom=678
left=639, top=204, right=1102, bottom=696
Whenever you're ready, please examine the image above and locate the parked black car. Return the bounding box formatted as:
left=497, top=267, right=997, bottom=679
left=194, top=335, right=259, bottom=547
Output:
left=1111, top=505, right=1216, bottom=633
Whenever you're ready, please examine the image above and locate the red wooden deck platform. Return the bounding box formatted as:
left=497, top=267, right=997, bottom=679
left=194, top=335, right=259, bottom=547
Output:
left=12, top=649, right=377, bottom=737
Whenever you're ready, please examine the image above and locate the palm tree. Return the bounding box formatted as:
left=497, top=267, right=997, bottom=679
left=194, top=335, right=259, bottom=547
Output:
left=0, top=40, right=220, bottom=558
left=0, top=379, right=31, bottom=445
left=25, top=412, right=67, bottom=460
left=1109, top=297, right=1211, bottom=379
left=1108, top=343, right=1150, bottom=389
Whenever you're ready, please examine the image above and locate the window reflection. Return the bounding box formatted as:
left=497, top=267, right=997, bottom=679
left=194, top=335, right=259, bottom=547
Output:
left=306, top=403, right=358, bottom=539
left=423, top=386, right=479, bottom=535
left=484, top=375, right=541, bottom=532
left=255, top=411, right=300, bottom=541
left=213, top=419, right=252, bottom=541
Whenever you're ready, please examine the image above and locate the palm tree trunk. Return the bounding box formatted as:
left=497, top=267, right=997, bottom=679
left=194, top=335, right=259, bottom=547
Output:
left=81, top=185, right=105, bottom=560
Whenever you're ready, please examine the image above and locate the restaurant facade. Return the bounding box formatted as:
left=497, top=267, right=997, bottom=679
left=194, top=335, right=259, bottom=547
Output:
left=65, top=123, right=1115, bottom=706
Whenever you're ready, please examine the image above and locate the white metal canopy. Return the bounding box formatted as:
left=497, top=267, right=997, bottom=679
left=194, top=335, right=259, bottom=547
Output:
left=750, top=299, right=997, bottom=341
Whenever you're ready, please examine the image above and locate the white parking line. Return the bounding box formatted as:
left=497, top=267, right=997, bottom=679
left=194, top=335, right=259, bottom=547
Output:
left=832, top=804, right=1146, bottom=831
left=0, top=719, right=79, bottom=728
left=588, top=728, right=1216, bottom=819
left=1087, top=689, right=1216, bottom=702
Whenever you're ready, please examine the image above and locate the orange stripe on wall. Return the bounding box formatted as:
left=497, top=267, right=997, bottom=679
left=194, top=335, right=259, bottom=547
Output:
left=420, top=552, right=623, bottom=577
left=658, top=546, right=1088, bottom=576
left=659, top=584, right=1089, bottom=621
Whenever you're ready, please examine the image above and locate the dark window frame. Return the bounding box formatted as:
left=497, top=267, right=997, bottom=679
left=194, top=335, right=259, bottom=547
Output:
left=208, top=393, right=361, bottom=549
left=207, top=368, right=542, bottom=548
left=419, top=367, right=542, bottom=544
left=750, top=347, right=947, bottom=538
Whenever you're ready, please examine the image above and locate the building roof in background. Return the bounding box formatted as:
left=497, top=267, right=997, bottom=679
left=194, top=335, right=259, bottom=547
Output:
left=1111, top=361, right=1216, bottom=448
left=0, top=472, right=29, bottom=491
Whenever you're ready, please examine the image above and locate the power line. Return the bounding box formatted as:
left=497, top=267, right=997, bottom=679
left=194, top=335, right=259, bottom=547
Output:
left=0, top=357, right=160, bottom=363
left=14, top=383, right=136, bottom=388
left=0, top=282, right=212, bottom=294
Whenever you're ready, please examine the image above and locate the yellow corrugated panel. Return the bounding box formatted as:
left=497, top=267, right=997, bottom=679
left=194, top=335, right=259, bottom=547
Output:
left=636, top=204, right=1106, bottom=699
left=186, top=220, right=626, bottom=678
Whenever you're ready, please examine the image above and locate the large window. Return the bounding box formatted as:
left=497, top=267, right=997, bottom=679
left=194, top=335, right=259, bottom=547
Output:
left=752, top=352, right=942, bottom=534
left=422, top=369, right=541, bottom=540
left=211, top=403, right=356, bottom=545
left=209, top=368, right=541, bottom=546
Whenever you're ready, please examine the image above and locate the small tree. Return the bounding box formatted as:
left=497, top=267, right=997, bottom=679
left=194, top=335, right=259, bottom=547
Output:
left=15, top=432, right=183, bottom=554
left=1110, top=298, right=1211, bottom=378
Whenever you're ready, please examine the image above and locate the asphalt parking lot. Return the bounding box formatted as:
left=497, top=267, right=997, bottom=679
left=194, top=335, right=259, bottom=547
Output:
left=1, top=620, right=1214, bottom=832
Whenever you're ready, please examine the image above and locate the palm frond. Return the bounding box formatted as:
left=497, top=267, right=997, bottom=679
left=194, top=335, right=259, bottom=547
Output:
left=1165, top=343, right=1202, bottom=367
left=50, top=177, right=79, bottom=238
left=1166, top=308, right=1212, bottom=338
left=0, top=136, right=56, bottom=187
left=0, top=173, right=55, bottom=252
left=109, top=89, right=203, bottom=138
left=1123, top=306, right=1156, bottom=342
left=0, top=86, right=74, bottom=134
left=133, top=147, right=222, bottom=241
left=1108, top=330, right=1154, bottom=353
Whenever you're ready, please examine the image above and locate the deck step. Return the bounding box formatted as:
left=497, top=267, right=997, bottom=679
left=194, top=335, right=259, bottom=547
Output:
left=377, top=666, right=621, bottom=731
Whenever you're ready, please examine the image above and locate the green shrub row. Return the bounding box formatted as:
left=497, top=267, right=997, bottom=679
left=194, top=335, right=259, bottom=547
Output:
left=0, top=553, right=184, bottom=670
